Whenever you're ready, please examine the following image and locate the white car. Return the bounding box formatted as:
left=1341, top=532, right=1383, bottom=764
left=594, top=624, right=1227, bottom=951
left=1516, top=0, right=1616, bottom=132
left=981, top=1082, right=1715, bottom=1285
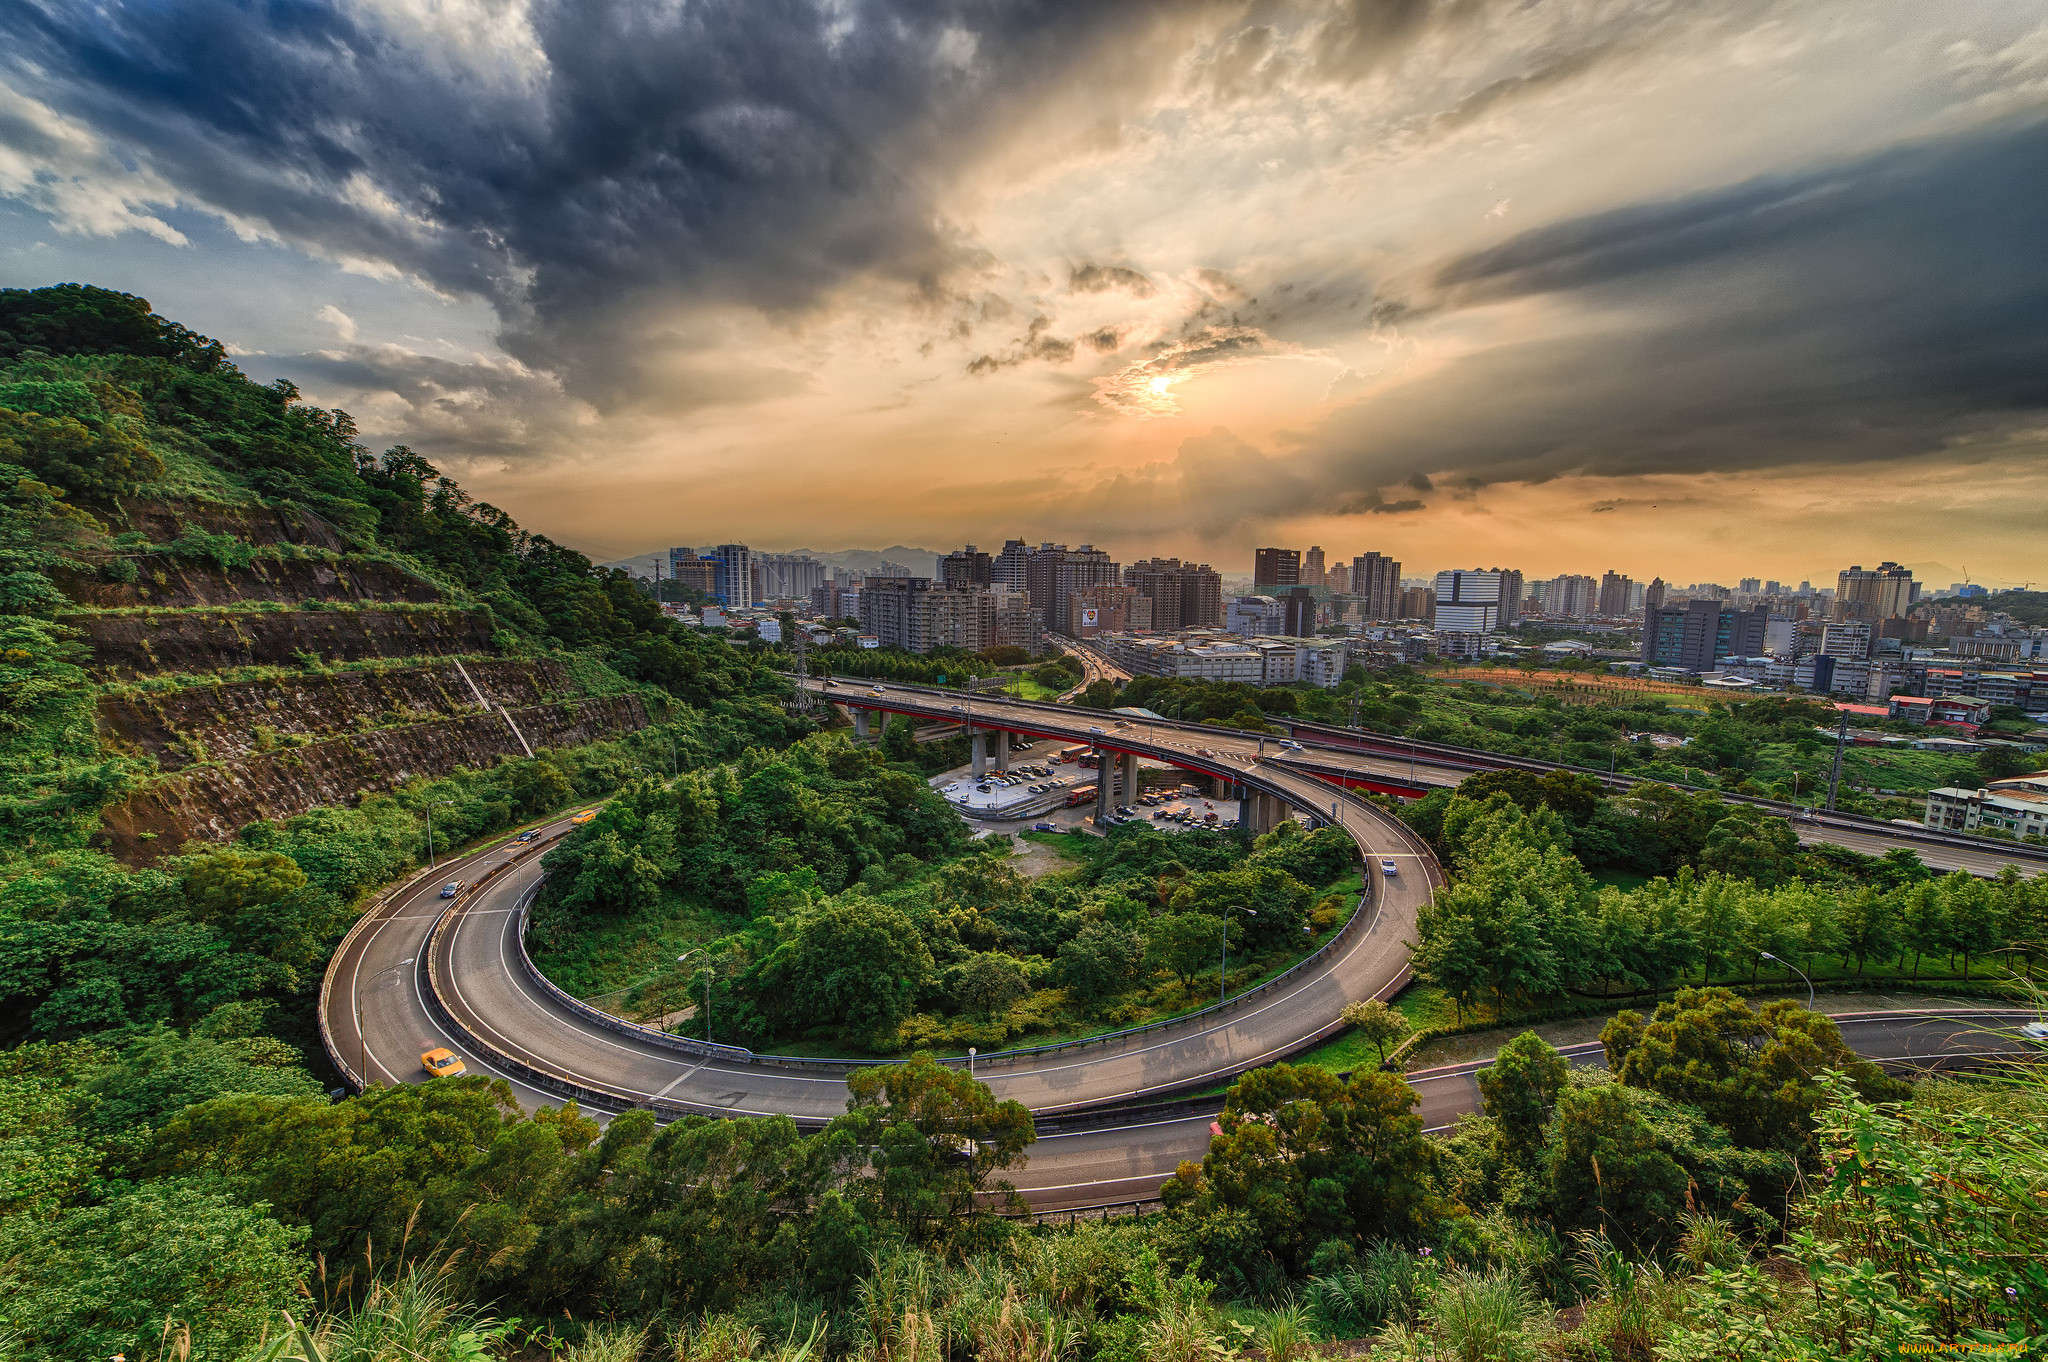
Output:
left=2022, top=1021, right=2048, bottom=1043
left=1380, top=859, right=1400, bottom=877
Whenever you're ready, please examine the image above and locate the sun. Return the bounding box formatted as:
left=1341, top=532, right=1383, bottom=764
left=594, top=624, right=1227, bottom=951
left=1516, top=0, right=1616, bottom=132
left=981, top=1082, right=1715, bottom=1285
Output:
left=1148, top=375, right=1171, bottom=394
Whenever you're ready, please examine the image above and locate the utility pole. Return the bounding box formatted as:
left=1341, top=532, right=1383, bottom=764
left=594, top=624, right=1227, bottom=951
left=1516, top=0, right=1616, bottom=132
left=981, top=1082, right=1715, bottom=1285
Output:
left=1825, top=710, right=1850, bottom=813
left=786, top=626, right=815, bottom=719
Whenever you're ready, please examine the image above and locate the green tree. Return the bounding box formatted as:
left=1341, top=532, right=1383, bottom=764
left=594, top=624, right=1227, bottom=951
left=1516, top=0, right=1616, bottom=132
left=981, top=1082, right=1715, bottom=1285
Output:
left=1477, top=1031, right=1570, bottom=1156
left=881, top=714, right=919, bottom=763
left=761, top=896, right=934, bottom=1039
left=836, top=1055, right=1035, bottom=1244
left=1895, top=881, right=1948, bottom=980
left=1056, top=921, right=1148, bottom=1002
left=1338, top=997, right=1412, bottom=1068
left=179, top=847, right=333, bottom=969
left=949, top=951, right=1030, bottom=1017
left=1146, top=912, right=1221, bottom=990
left=1547, top=1082, right=1690, bottom=1250
left=1936, top=870, right=2001, bottom=980
left=1697, top=806, right=1801, bottom=888
left=0, top=1179, right=307, bottom=1362
left=1835, top=886, right=1898, bottom=977
left=1600, top=987, right=1907, bottom=1153
left=1161, top=1063, right=1440, bottom=1271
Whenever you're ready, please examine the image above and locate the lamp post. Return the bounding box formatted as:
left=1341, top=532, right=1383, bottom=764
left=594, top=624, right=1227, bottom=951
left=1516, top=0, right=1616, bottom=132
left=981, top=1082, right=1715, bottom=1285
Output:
left=425, top=798, right=456, bottom=870
left=1760, top=950, right=1814, bottom=1010
left=968, top=1046, right=977, bottom=1080
left=1221, top=905, right=1257, bottom=1007
left=674, top=950, right=704, bottom=1039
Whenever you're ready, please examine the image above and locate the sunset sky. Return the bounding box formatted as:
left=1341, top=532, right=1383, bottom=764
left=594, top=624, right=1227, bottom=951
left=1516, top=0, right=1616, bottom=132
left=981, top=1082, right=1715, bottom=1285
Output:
left=4, top=1, right=2045, bottom=583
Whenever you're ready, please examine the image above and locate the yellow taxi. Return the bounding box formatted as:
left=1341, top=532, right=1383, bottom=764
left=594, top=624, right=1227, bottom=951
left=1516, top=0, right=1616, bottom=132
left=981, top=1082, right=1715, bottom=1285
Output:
left=570, top=809, right=597, bottom=824
left=420, top=1047, right=466, bottom=1078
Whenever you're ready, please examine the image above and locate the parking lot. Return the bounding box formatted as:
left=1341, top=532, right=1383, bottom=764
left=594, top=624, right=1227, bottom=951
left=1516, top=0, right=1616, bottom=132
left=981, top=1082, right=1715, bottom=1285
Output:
left=930, top=744, right=1257, bottom=836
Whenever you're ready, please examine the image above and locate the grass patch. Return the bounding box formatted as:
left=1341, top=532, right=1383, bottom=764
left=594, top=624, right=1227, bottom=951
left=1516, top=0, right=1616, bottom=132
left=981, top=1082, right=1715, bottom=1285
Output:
left=1018, top=830, right=1089, bottom=858
left=529, top=892, right=740, bottom=1008
left=1003, top=676, right=1064, bottom=702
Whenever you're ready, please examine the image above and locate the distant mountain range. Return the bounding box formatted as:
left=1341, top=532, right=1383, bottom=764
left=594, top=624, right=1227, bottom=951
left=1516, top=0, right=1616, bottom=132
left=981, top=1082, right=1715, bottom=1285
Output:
left=602, top=546, right=947, bottom=580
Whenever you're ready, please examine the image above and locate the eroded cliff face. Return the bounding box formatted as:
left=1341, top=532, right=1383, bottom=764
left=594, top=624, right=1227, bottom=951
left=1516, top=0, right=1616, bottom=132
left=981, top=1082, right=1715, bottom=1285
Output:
left=107, top=497, right=348, bottom=550
left=97, top=694, right=650, bottom=860
left=70, top=607, right=500, bottom=680
left=67, top=503, right=654, bottom=861
left=51, top=556, right=442, bottom=610
left=97, top=659, right=576, bottom=769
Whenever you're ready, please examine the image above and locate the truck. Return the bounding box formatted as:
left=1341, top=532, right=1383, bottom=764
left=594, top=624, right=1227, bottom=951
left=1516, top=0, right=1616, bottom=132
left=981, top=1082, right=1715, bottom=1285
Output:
left=1065, top=784, right=1098, bottom=808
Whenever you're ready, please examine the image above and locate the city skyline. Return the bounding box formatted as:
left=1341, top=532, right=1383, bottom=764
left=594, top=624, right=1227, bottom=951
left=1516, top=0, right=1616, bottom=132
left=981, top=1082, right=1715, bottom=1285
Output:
left=4, top=4, right=2045, bottom=580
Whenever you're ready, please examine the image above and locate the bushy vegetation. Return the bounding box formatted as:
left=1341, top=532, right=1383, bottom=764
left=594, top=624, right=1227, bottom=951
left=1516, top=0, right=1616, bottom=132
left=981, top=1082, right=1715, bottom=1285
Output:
left=530, top=741, right=1362, bottom=1053
left=1401, top=772, right=2048, bottom=1021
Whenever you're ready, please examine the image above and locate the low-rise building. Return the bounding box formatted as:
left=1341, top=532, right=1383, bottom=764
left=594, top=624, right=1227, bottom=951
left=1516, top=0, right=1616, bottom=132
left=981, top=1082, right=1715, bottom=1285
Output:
left=1924, top=782, right=2048, bottom=839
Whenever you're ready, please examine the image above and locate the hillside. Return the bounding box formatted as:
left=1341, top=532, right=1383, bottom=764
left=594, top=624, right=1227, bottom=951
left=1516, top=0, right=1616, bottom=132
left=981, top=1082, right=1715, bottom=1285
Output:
left=0, top=284, right=801, bottom=867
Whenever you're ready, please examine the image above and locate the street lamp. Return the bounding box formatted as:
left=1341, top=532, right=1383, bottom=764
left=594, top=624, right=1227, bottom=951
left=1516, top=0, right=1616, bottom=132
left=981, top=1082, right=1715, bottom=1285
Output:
left=968, top=1045, right=977, bottom=1080
left=674, top=950, right=708, bottom=1040
left=425, top=798, right=457, bottom=870
left=1221, top=905, right=1257, bottom=1007
left=1759, top=950, right=1814, bottom=1010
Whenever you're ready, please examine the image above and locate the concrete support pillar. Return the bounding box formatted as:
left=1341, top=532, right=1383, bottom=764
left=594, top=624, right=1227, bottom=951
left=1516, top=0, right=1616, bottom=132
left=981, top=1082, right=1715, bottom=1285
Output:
left=1121, top=753, right=1140, bottom=807
left=1237, top=787, right=1254, bottom=831
left=1093, top=748, right=1111, bottom=828
left=853, top=710, right=870, bottom=742
left=993, top=737, right=1011, bottom=774
left=970, top=729, right=987, bottom=778
left=1213, top=774, right=1232, bottom=800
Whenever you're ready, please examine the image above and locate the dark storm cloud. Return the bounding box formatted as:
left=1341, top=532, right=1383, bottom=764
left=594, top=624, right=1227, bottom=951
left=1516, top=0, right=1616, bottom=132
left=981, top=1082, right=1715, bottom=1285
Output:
left=1302, top=113, right=2048, bottom=501
left=0, top=0, right=1178, bottom=401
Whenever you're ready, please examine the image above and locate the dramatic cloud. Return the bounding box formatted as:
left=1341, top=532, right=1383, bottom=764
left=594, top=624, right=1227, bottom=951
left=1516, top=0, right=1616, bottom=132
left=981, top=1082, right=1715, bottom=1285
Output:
left=3, top=0, right=2046, bottom=580
left=1285, top=115, right=2048, bottom=500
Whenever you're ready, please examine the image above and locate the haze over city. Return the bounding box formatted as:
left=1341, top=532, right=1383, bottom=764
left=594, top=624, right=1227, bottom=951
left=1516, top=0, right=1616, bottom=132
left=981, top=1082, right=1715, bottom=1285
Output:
left=4, top=1, right=2046, bottom=577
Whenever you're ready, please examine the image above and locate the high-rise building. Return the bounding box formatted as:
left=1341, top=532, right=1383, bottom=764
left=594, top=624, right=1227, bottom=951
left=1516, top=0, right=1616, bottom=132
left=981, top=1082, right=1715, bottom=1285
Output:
left=988, top=588, right=1042, bottom=652
left=940, top=544, right=992, bottom=588
left=1398, top=586, right=1435, bottom=620
left=1021, top=543, right=1120, bottom=631
left=1433, top=569, right=1507, bottom=632
left=754, top=553, right=826, bottom=600
left=1069, top=584, right=1150, bottom=637
left=1303, top=545, right=1326, bottom=588
left=1253, top=547, right=1301, bottom=593
left=991, top=539, right=1031, bottom=592
left=1282, top=588, right=1317, bottom=638
left=1644, top=578, right=1668, bottom=611
left=1350, top=552, right=1401, bottom=622
left=1739, top=577, right=1762, bottom=594
left=708, top=544, right=752, bottom=605
left=857, top=577, right=996, bottom=653
left=1497, top=568, right=1525, bottom=618
left=668, top=552, right=717, bottom=596
left=1641, top=598, right=1769, bottom=671
left=1835, top=563, right=1917, bottom=621
left=1597, top=570, right=1634, bottom=617
left=1820, top=620, right=1874, bottom=661
left=1123, top=558, right=1224, bottom=630
left=1539, top=574, right=1599, bottom=620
